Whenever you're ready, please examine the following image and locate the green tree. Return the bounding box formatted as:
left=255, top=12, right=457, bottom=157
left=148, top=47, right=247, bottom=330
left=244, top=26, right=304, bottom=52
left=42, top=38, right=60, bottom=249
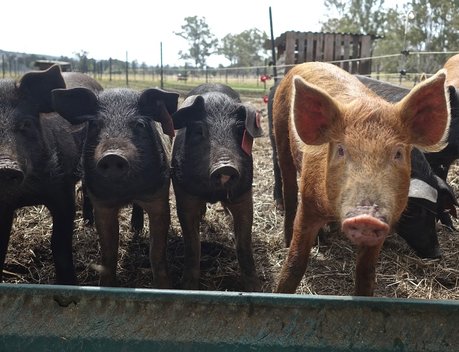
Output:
left=404, top=0, right=459, bottom=72
left=220, top=34, right=238, bottom=66
left=74, top=50, right=89, bottom=73
left=321, top=0, right=459, bottom=74
left=321, top=0, right=388, bottom=35
left=219, top=29, right=268, bottom=67
left=174, top=16, right=218, bottom=68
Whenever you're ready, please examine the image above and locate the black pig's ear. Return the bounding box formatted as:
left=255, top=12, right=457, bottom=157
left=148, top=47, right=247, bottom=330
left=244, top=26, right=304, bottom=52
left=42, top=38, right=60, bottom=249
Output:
left=52, top=87, right=98, bottom=124
left=139, top=88, right=179, bottom=137
left=172, top=95, right=205, bottom=129
left=239, top=105, right=263, bottom=138
left=18, top=64, right=66, bottom=113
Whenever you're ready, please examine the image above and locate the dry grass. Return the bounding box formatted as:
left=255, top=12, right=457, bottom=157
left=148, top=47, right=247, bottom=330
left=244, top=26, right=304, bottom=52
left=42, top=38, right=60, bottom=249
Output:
left=3, top=97, right=459, bottom=300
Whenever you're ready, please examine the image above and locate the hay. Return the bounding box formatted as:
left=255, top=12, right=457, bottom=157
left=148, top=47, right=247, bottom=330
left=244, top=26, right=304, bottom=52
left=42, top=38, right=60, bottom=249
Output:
left=4, top=97, right=459, bottom=300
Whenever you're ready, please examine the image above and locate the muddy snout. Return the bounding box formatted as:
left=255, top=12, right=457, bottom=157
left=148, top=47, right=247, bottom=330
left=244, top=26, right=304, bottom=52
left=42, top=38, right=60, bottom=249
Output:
left=96, top=151, right=130, bottom=179
left=342, top=205, right=390, bottom=247
left=0, top=157, right=24, bottom=186
left=210, top=161, right=240, bottom=187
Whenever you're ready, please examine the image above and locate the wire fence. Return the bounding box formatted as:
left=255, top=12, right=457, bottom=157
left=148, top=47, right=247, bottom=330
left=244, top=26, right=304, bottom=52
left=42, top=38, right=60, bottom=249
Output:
left=2, top=51, right=459, bottom=95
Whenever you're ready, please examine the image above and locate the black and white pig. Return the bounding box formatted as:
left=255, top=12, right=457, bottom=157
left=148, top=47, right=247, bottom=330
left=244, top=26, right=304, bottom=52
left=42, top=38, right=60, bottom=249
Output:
left=52, top=87, right=178, bottom=287
left=396, top=148, right=457, bottom=258
left=171, top=83, right=263, bottom=291
left=0, top=65, right=99, bottom=285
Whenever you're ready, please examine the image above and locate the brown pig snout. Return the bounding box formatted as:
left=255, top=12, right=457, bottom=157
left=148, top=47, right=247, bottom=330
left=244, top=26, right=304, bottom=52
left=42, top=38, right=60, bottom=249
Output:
left=96, top=151, right=130, bottom=179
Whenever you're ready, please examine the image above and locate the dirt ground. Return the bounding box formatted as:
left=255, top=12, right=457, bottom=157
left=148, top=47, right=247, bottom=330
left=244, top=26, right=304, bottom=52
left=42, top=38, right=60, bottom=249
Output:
left=3, top=96, right=459, bottom=300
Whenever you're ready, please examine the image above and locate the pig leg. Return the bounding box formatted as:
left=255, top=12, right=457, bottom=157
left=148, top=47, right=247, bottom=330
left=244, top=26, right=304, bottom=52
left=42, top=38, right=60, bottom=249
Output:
left=281, top=165, right=299, bottom=247
left=224, top=190, right=261, bottom=292
left=268, top=108, right=284, bottom=210
left=94, top=204, right=120, bottom=286
left=174, top=185, right=205, bottom=290
left=0, top=207, right=14, bottom=282
left=137, top=190, right=171, bottom=289
left=130, top=204, right=144, bottom=236
left=355, top=244, right=383, bottom=296
left=82, top=181, right=94, bottom=226
left=274, top=127, right=299, bottom=246
left=276, top=205, right=326, bottom=293
left=47, top=188, right=78, bottom=285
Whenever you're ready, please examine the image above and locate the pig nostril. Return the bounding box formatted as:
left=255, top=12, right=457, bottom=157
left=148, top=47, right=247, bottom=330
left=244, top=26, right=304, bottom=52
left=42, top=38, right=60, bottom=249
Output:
left=0, top=169, right=25, bottom=184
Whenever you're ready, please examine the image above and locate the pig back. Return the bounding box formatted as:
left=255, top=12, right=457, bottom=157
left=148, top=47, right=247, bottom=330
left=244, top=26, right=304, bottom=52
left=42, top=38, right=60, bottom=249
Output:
left=62, top=72, right=103, bottom=92
left=444, top=54, right=459, bottom=88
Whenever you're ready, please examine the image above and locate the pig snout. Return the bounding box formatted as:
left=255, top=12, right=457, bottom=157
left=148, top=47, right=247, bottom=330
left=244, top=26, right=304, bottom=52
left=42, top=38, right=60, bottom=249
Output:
left=210, top=161, right=240, bottom=187
left=96, top=151, right=130, bottom=179
left=342, top=205, right=390, bottom=246
left=0, top=157, right=24, bottom=185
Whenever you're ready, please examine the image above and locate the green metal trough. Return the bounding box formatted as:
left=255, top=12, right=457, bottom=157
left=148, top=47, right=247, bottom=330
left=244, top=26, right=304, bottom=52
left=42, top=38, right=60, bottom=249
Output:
left=0, top=283, right=458, bottom=351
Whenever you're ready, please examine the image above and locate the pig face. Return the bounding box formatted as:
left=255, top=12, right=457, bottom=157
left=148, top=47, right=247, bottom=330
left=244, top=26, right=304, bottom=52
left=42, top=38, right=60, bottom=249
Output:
left=172, top=92, right=262, bottom=203
left=52, top=87, right=178, bottom=203
left=292, top=69, right=450, bottom=247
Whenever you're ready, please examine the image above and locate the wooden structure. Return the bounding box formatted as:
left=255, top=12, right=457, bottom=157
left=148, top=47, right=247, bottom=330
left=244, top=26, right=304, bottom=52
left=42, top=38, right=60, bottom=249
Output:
left=270, top=31, right=379, bottom=75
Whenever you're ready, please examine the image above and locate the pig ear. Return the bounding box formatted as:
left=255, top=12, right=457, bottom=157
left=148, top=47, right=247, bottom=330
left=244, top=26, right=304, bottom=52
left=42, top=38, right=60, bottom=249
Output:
left=239, top=105, right=263, bottom=138
left=139, top=88, right=179, bottom=137
left=398, top=69, right=450, bottom=152
left=292, top=75, right=342, bottom=145
left=172, top=95, right=206, bottom=129
left=51, top=87, right=98, bottom=124
left=18, top=64, right=66, bottom=113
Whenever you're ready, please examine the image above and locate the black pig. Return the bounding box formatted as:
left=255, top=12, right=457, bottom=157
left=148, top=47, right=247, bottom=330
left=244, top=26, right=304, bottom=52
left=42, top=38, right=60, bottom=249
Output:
left=397, top=148, right=457, bottom=258
left=171, top=83, right=263, bottom=291
left=52, top=87, right=178, bottom=287
left=59, top=73, right=144, bottom=232
left=0, top=65, right=84, bottom=284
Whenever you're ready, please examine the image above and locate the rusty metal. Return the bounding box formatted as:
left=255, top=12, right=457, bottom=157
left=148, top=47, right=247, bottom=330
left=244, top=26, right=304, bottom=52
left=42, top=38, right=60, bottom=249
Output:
left=0, top=283, right=458, bottom=351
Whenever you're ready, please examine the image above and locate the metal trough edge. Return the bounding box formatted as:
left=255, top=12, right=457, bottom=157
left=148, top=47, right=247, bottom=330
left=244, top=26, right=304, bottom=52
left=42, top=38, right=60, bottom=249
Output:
left=0, top=283, right=458, bottom=351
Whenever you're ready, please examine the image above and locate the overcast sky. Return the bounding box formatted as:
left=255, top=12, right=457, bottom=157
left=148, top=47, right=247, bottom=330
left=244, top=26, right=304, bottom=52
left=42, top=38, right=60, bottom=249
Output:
left=1, top=0, right=406, bottom=67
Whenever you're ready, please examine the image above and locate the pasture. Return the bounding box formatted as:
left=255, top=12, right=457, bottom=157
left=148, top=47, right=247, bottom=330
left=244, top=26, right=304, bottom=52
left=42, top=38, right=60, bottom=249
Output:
left=2, top=88, right=459, bottom=300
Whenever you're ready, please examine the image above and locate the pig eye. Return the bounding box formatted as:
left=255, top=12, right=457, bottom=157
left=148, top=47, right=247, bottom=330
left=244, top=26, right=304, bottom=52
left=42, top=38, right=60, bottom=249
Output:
left=337, top=144, right=345, bottom=157
left=133, top=119, right=148, bottom=129
left=16, top=118, right=34, bottom=134
left=393, top=146, right=404, bottom=161
left=189, top=122, right=206, bottom=139
left=89, top=118, right=103, bottom=130
left=19, top=120, right=32, bottom=131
